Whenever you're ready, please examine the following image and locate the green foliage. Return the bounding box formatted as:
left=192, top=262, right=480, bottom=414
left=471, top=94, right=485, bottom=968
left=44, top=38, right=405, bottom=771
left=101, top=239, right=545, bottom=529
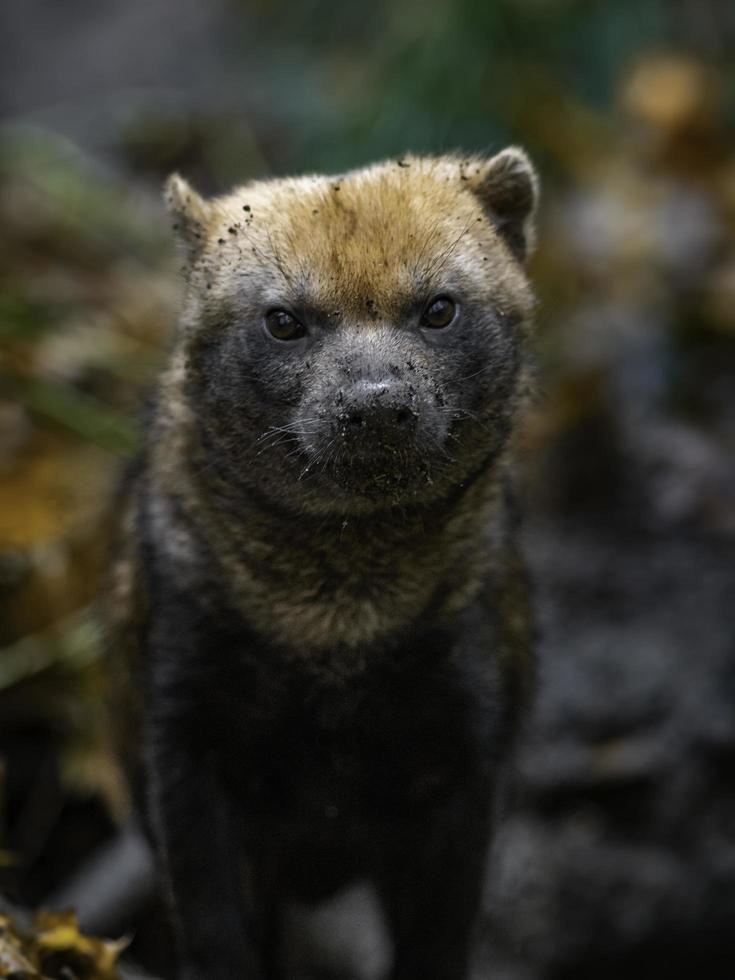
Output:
left=226, top=0, right=703, bottom=172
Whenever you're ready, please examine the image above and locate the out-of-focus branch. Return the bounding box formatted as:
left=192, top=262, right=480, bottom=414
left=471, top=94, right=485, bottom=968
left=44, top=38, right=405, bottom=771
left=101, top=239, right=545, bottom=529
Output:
left=44, top=822, right=154, bottom=936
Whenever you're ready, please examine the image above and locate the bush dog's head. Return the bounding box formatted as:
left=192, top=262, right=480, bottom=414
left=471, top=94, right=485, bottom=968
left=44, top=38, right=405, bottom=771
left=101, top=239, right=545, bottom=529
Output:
left=165, top=151, right=538, bottom=516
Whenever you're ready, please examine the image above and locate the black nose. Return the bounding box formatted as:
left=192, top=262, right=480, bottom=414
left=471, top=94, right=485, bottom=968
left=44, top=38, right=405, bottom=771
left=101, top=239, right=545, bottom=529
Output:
left=340, top=380, right=417, bottom=438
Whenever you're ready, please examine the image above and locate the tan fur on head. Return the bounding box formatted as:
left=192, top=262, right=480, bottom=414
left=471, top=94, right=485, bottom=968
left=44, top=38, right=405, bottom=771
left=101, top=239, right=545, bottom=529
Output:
left=164, top=148, right=539, bottom=273
left=160, top=149, right=540, bottom=358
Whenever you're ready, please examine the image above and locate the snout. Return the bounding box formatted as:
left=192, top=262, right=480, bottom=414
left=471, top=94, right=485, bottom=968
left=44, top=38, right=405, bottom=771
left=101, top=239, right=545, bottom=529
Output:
left=294, top=338, right=450, bottom=494
left=337, top=379, right=418, bottom=449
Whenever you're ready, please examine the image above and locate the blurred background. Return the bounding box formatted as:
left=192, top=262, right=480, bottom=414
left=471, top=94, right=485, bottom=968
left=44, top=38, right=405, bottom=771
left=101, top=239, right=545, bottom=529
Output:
left=0, top=1, right=734, bottom=977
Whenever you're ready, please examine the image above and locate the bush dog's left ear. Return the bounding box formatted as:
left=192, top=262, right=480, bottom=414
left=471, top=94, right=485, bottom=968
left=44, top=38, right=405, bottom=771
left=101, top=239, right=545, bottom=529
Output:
left=467, top=147, right=539, bottom=263
left=164, top=173, right=212, bottom=263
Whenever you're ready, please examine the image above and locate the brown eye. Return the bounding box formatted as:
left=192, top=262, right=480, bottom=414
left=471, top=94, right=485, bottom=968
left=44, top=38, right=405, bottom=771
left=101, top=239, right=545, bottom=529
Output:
left=264, top=309, right=305, bottom=341
left=422, top=295, right=457, bottom=329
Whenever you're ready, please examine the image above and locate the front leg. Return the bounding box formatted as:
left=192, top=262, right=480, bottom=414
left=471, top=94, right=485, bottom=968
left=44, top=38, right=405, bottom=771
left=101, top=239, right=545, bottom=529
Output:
left=148, top=728, right=272, bottom=980
left=377, top=792, right=493, bottom=980
left=142, top=577, right=278, bottom=980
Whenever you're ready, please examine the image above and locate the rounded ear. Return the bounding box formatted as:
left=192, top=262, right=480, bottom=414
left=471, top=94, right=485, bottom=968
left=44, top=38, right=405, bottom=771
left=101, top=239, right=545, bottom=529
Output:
left=468, top=147, right=539, bottom=262
left=164, top=173, right=211, bottom=261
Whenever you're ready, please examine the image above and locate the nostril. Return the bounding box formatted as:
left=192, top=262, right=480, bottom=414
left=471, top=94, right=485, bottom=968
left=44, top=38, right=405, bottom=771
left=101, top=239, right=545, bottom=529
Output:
left=395, top=408, right=411, bottom=426
left=347, top=412, right=364, bottom=427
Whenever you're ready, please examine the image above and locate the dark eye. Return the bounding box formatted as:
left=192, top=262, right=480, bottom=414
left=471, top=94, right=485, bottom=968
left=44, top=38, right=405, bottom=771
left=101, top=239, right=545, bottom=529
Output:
left=422, top=295, right=457, bottom=329
left=264, top=309, right=305, bottom=341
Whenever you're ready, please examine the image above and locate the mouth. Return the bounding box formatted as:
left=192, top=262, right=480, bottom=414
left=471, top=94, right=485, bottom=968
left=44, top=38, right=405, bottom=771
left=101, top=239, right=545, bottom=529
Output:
left=290, top=390, right=452, bottom=498
left=298, top=427, right=435, bottom=497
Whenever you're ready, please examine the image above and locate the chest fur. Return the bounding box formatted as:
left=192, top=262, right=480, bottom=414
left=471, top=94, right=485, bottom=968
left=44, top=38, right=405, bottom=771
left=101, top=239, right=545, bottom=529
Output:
left=146, top=476, right=503, bottom=653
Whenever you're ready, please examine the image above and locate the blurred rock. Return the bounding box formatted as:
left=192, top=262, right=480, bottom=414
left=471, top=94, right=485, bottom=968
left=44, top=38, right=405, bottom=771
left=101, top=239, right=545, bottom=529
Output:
left=482, top=516, right=735, bottom=979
